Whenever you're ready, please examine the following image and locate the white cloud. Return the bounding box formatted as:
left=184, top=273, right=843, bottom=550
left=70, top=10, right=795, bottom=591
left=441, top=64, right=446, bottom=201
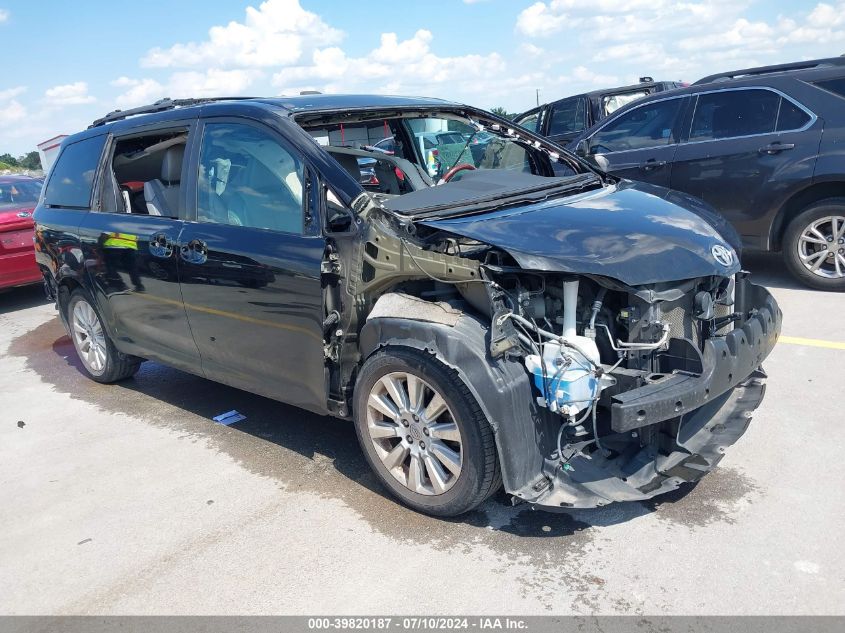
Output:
left=141, top=0, right=342, bottom=69
left=516, top=2, right=572, bottom=37
left=43, top=82, right=96, bottom=106
left=515, top=1, right=845, bottom=87
left=168, top=69, right=263, bottom=97
left=777, top=1, right=845, bottom=44
left=520, top=43, right=545, bottom=57
left=112, top=69, right=262, bottom=108
left=0, top=9, right=8, bottom=23
left=111, top=77, right=166, bottom=108
left=0, top=86, right=26, bottom=101
left=0, top=100, right=26, bottom=126
left=271, top=28, right=505, bottom=99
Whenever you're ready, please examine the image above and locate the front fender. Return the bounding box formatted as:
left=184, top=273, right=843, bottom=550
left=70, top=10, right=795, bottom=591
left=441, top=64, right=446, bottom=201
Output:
left=359, top=311, right=554, bottom=500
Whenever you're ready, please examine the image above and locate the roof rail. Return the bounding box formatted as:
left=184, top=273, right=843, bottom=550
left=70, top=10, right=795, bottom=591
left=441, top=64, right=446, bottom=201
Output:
left=89, top=96, right=255, bottom=128
left=694, top=57, right=845, bottom=85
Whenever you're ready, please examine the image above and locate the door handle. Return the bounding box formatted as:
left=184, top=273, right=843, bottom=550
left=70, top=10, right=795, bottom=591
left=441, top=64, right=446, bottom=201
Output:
left=759, top=142, right=795, bottom=154
left=639, top=159, right=667, bottom=171
left=180, top=239, right=208, bottom=265
left=149, top=233, right=174, bottom=258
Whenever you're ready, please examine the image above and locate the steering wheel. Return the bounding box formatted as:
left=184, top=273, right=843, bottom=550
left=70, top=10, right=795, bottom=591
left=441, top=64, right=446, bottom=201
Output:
left=440, top=163, right=476, bottom=183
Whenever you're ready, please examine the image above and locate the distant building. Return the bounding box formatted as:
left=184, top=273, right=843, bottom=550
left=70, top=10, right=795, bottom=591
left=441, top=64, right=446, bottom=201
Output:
left=37, top=135, right=68, bottom=171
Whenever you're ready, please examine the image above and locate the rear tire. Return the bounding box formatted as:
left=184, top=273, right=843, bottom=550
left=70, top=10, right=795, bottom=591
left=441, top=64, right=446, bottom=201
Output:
left=353, top=347, right=500, bottom=517
left=67, top=289, right=141, bottom=383
left=783, top=199, right=845, bottom=291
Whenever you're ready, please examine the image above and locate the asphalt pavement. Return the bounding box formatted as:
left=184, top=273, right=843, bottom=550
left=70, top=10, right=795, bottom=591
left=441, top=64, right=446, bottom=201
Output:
left=1, top=252, right=843, bottom=615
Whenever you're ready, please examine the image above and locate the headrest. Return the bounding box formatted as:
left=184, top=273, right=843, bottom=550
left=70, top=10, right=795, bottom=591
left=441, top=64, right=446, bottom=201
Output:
left=161, top=145, right=185, bottom=184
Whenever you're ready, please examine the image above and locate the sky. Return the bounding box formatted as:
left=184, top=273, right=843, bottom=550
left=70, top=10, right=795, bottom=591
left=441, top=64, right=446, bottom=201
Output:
left=1, top=0, right=844, bottom=156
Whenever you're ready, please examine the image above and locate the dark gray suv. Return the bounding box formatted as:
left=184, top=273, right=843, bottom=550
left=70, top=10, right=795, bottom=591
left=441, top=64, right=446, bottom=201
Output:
left=569, top=57, right=845, bottom=291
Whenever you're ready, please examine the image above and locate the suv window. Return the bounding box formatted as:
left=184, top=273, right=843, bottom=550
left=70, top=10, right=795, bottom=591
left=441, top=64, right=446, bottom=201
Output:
left=690, top=89, right=779, bottom=140
left=516, top=111, right=541, bottom=133
left=44, top=136, right=105, bottom=208
left=602, top=90, right=649, bottom=116
left=548, top=97, right=587, bottom=136
left=197, top=122, right=305, bottom=234
left=590, top=98, right=683, bottom=153
left=776, top=99, right=811, bottom=131
left=813, top=77, right=845, bottom=99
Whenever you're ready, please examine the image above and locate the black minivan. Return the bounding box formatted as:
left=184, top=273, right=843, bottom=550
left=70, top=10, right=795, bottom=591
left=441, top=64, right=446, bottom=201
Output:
left=34, top=95, right=780, bottom=517
left=568, top=58, right=845, bottom=291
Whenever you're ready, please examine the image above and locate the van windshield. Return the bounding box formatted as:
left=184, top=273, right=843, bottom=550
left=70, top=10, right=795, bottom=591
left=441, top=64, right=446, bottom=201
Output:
left=301, top=109, right=585, bottom=198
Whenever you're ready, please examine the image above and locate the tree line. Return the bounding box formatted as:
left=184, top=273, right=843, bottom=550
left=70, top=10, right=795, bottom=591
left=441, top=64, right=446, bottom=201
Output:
left=0, top=151, right=42, bottom=171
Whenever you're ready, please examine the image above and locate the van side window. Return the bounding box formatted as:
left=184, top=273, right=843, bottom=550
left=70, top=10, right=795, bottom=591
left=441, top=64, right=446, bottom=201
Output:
left=690, top=90, right=779, bottom=140
left=101, top=129, right=189, bottom=217
left=196, top=122, right=305, bottom=234
left=548, top=97, right=587, bottom=136
left=44, top=135, right=106, bottom=209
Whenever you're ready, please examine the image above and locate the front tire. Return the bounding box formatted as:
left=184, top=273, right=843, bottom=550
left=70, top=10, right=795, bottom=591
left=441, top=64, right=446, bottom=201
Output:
left=353, top=347, right=500, bottom=517
left=783, top=199, right=845, bottom=291
left=67, top=289, right=141, bottom=383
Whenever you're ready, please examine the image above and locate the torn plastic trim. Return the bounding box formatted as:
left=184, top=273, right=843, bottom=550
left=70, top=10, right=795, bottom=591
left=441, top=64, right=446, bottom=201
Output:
left=530, top=374, right=766, bottom=509
left=358, top=311, right=552, bottom=498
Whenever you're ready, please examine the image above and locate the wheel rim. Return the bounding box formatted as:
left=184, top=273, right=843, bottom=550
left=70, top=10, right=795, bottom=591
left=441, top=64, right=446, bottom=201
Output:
left=365, top=371, right=463, bottom=496
left=71, top=300, right=107, bottom=375
left=797, top=215, right=845, bottom=279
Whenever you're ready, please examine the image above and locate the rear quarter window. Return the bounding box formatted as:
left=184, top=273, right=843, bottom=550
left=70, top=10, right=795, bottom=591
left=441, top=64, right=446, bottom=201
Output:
left=43, top=135, right=107, bottom=208
left=813, top=77, right=845, bottom=99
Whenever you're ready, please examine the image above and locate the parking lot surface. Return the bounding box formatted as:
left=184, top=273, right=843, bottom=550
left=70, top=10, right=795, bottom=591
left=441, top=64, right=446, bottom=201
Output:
left=1, top=253, right=843, bottom=615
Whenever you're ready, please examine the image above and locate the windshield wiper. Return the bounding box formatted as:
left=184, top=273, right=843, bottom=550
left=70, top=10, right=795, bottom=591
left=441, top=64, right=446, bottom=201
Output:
left=397, top=173, right=601, bottom=221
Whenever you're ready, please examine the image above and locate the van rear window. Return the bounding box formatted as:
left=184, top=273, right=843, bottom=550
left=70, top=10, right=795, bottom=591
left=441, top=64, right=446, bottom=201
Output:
left=44, top=135, right=106, bottom=209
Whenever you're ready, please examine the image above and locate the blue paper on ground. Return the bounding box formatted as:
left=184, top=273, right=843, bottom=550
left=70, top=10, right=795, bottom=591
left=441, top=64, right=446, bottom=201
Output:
left=213, top=410, right=246, bottom=425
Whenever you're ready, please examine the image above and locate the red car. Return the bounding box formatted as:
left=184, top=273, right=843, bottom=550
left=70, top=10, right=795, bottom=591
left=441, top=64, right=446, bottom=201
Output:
left=0, top=175, right=43, bottom=290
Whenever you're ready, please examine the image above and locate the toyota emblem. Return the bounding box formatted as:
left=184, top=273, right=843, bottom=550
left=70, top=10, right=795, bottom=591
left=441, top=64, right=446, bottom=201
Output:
left=711, top=244, right=734, bottom=267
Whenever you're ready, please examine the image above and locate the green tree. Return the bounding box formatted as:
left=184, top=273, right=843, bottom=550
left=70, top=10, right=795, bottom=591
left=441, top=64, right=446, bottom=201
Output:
left=489, top=106, right=517, bottom=120
left=17, top=151, right=42, bottom=170
left=0, top=153, right=19, bottom=167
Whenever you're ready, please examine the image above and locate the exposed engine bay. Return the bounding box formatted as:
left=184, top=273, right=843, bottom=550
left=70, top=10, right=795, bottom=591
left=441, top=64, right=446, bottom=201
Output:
left=320, top=184, right=781, bottom=509
left=303, top=105, right=781, bottom=510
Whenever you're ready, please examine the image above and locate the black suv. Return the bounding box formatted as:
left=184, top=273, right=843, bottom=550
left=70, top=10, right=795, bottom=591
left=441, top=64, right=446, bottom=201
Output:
left=515, top=78, right=684, bottom=146
left=34, top=95, right=780, bottom=517
left=568, top=57, right=845, bottom=291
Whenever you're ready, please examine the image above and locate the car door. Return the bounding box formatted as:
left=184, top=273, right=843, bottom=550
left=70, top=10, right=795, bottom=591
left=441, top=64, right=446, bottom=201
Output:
left=75, top=121, right=201, bottom=373
left=669, top=87, right=821, bottom=249
left=583, top=96, right=688, bottom=188
left=177, top=118, right=328, bottom=413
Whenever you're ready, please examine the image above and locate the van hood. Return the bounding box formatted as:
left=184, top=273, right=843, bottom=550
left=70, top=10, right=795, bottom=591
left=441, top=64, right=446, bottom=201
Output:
left=418, top=180, right=741, bottom=286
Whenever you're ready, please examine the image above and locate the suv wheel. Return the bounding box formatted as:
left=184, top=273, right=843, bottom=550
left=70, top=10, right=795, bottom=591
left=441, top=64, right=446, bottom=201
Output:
left=784, top=199, right=845, bottom=291
left=353, top=347, right=501, bottom=517
left=67, top=290, right=142, bottom=383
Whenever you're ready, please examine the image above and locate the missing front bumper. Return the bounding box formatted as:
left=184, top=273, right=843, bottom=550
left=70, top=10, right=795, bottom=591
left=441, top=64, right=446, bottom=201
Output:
left=611, top=279, right=780, bottom=432
left=532, top=375, right=766, bottom=508
left=526, top=279, right=780, bottom=510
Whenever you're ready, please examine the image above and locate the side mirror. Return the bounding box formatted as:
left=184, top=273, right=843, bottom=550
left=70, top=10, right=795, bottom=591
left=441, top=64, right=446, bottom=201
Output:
left=326, top=207, right=355, bottom=233
left=324, top=187, right=357, bottom=234
left=574, top=139, right=589, bottom=157
left=593, top=154, right=610, bottom=171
